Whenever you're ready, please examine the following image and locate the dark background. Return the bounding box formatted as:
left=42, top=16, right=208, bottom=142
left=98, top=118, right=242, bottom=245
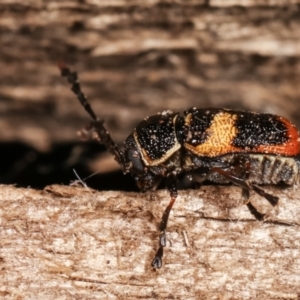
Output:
left=1, top=0, right=300, bottom=191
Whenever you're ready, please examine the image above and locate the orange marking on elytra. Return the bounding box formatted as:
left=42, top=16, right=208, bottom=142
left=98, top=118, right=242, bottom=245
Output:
left=184, top=112, right=241, bottom=157
left=184, top=113, right=300, bottom=158
left=256, top=116, right=300, bottom=156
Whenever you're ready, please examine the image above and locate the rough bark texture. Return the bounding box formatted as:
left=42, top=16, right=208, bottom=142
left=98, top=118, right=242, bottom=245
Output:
left=1, top=184, right=300, bottom=299
left=2, top=0, right=300, bottom=188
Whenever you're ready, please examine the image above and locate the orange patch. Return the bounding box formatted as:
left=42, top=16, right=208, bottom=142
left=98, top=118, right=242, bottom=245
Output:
left=184, top=112, right=241, bottom=157
left=185, top=113, right=300, bottom=158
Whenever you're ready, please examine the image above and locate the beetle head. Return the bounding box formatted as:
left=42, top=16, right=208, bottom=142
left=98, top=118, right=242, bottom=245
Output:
left=123, top=134, right=159, bottom=191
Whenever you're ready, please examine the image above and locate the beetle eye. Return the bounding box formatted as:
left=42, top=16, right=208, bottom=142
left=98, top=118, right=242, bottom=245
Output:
left=126, top=149, right=144, bottom=173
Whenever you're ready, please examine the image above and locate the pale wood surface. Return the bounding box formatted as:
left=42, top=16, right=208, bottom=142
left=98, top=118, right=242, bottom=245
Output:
left=1, top=184, right=300, bottom=299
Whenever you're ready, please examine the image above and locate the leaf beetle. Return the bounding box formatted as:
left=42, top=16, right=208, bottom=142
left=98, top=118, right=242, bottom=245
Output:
left=59, top=63, right=300, bottom=269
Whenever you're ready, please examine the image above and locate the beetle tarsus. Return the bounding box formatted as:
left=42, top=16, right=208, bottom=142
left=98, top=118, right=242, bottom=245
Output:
left=246, top=202, right=266, bottom=221
left=159, top=232, right=166, bottom=247
left=152, top=246, right=164, bottom=269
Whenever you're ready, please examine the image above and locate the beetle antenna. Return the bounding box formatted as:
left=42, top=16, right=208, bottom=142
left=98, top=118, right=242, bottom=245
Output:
left=59, top=62, right=129, bottom=173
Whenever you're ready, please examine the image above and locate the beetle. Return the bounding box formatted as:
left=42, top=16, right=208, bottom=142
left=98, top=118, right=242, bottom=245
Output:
left=59, top=63, right=300, bottom=269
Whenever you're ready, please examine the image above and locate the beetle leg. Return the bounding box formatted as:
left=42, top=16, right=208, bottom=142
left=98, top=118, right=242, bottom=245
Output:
left=251, top=184, right=278, bottom=206
left=241, top=188, right=265, bottom=221
left=59, top=62, right=129, bottom=174
left=152, top=176, right=178, bottom=269
left=213, top=167, right=279, bottom=206
left=245, top=201, right=265, bottom=221
left=211, top=167, right=278, bottom=220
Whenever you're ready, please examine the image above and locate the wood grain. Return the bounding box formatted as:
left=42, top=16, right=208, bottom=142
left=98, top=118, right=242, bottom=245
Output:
left=1, top=184, right=300, bottom=299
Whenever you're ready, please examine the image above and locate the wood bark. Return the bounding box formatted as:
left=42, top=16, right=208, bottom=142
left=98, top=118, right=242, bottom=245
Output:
left=1, top=184, right=300, bottom=299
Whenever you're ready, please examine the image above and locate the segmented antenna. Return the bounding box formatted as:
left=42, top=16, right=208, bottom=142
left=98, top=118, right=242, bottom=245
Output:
left=59, top=62, right=128, bottom=173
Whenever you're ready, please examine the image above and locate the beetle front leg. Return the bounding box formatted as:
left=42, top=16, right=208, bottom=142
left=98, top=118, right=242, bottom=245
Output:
left=151, top=176, right=178, bottom=269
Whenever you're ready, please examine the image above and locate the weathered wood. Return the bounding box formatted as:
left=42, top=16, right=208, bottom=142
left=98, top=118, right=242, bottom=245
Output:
left=1, top=184, right=300, bottom=299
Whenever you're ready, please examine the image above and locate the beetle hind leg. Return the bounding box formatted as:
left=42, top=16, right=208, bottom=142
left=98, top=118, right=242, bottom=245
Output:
left=251, top=184, right=278, bottom=206
left=241, top=188, right=265, bottom=221
left=211, top=167, right=278, bottom=220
